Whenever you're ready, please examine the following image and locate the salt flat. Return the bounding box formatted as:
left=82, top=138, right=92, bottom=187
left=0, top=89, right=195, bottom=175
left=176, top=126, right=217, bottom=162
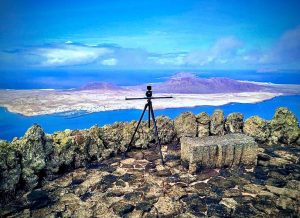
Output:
left=0, top=89, right=281, bottom=116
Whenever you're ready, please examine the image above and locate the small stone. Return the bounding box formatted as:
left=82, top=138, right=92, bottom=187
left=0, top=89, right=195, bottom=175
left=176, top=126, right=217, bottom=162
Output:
left=266, top=185, right=300, bottom=200
left=27, top=189, right=51, bottom=209
left=286, top=180, right=300, bottom=191
left=136, top=201, right=152, bottom=212
left=220, top=198, right=238, bottom=210
left=120, top=173, right=137, bottom=182
left=124, top=192, right=143, bottom=201
left=102, top=174, right=118, bottom=184
left=191, top=182, right=211, bottom=196
left=80, top=192, right=92, bottom=201
left=207, top=203, right=231, bottom=217
left=154, top=196, right=182, bottom=217
left=223, top=189, right=242, bottom=197
left=112, top=202, right=134, bottom=216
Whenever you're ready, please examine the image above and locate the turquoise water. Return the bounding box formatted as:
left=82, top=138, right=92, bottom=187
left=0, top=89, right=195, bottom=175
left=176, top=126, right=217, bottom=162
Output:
left=0, top=95, right=299, bottom=141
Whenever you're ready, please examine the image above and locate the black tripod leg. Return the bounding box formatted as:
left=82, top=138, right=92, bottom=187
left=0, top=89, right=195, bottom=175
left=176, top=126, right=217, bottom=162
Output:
left=148, top=105, right=151, bottom=128
left=149, top=103, right=164, bottom=165
left=128, top=103, right=148, bottom=147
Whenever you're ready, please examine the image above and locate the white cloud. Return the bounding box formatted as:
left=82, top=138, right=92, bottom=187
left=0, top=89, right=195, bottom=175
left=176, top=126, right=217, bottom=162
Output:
left=2, top=26, right=300, bottom=70
left=258, top=25, right=300, bottom=65
left=36, top=44, right=112, bottom=67
left=184, top=36, right=243, bottom=66
left=101, top=58, right=117, bottom=66
left=149, top=53, right=186, bottom=66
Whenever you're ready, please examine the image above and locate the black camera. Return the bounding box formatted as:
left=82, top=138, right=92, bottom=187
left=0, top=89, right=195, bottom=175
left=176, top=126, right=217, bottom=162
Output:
left=146, top=85, right=152, bottom=98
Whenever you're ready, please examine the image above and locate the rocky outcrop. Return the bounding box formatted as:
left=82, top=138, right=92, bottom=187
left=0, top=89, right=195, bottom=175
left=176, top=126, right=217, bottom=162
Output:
left=155, top=115, right=177, bottom=144
left=12, top=125, right=50, bottom=190
left=269, top=107, right=300, bottom=145
left=196, top=112, right=210, bottom=138
left=0, top=140, right=21, bottom=196
left=210, top=109, right=225, bottom=135
left=2, top=141, right=300, bottom=218
left=243, top=116, right=270, bottom=143
left=0, top=108, right=299, bottom=205
left=225, top=112, right=244, bottom=133
left=174, top=112, right=197, bottom=138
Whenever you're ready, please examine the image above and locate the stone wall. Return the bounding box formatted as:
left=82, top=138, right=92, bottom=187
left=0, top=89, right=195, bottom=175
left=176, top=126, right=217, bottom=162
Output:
left=0, top=107, right=299, bottom=200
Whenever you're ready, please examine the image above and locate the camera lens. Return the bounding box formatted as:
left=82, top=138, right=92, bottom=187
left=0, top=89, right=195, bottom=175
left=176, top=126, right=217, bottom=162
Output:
left=146, top=90, right=152, bottom=97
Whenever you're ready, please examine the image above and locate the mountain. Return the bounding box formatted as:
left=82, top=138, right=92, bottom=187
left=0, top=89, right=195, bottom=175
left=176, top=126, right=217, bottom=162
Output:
left=78, top=73, right=300, bottom=94
left=140, top=73, right=265, bottom=94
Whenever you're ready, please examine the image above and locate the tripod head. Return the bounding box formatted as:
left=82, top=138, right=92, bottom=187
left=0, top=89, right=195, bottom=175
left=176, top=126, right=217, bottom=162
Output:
left=125, top=85, right=173, bottom=100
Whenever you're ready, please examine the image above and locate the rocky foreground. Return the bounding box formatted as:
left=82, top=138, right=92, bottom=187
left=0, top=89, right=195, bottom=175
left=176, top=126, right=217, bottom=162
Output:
left=0, top=107, right=300, bottom=217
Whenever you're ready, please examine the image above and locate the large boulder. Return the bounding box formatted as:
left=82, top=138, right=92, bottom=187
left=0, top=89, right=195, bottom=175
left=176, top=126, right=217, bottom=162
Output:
left=46, top=128, right=95, bottom=175
left=196, top=112, right=210, bottom=138
left=156, top=115, right=177, bottom=144
left=102, top=121, right=159, bottom=150
left=174, top=112, right=197, bottom=138
left=269, top=107, right=300, bottom=145
left=102, top=122, right=135, bottom=153
left=84, top=125, right=105, bottom=161
left=0, top=140, right=21, bottom=196
left=12, top=125, right=50, bottom=190
left=181, top=134, right=258, bottom=173
left=243, top=116, right=270, bottom=143
left=210, top=109, right=225, bottom=136
left=225, top=112, right=244, bottom=133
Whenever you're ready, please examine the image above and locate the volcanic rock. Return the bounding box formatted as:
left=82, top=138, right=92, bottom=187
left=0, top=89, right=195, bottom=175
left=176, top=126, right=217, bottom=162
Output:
left=225, top=112, right=244, bottom=133
left=174, top=112, right=197, bottom=138
left=12, top=125, right=49, bottom=190
left=196, top=112, right=210, bottom=138
left=210, top=109, right=225, bottom=135
left=269, top=107, right=300, bottom=144
left=243, top=116, right=270, bottom=143
left=181, top=134, right=258, bottom=173
left=0, top=140, right=21, bottom=196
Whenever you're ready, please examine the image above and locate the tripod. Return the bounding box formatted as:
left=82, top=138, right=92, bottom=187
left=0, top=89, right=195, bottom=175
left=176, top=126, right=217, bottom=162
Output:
left=125, top=85, right=172, bottom=165
left=128, top=98, right=165, bottom=164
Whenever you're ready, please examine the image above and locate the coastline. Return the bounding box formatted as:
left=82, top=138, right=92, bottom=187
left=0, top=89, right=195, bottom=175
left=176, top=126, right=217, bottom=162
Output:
left=0, top=90, right=282, bottom=117
left=1, top=95, right=300, bottom=141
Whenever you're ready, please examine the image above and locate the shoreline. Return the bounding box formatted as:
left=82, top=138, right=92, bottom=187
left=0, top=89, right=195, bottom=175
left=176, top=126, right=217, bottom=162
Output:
left=0, top=90, right=282, bottom=117
left=1, top=95, right=300, bottom=141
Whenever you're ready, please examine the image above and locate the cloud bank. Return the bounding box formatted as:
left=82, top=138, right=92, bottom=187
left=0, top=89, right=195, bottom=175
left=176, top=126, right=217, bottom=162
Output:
left=1, top=26, right=300, bottom=70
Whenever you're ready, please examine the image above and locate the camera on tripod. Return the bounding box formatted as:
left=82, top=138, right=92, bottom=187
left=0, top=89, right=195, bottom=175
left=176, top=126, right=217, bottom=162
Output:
left=146, top=85, right=152, bottom=98
left=124, top=86, right=173, bottom=164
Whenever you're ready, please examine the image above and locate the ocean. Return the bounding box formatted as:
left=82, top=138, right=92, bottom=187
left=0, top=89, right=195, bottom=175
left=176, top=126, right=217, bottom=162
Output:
left=0, top=70, right=299, bottom=141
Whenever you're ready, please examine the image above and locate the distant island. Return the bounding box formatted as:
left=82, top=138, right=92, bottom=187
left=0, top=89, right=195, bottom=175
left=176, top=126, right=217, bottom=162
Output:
left=0, top=73, right=299, bottom=116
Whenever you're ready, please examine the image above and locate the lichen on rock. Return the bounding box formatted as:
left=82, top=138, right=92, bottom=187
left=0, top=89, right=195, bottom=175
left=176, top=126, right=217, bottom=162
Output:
left=174, top=112, right=197, bottom=138
left=12, top=124, right=49, bottom=190
left=225, top=112, right=244, bottom=133
left=196, top=112, right=210, bottom=138
left=0, top=140, right=21, bottom=196
left=155, top=115, right=177, bottom=144
left=243, top=116, right=270, bottom=143
left=269, top=107, right=300, bottom=145
left=210, top=109, right=225, bottom=136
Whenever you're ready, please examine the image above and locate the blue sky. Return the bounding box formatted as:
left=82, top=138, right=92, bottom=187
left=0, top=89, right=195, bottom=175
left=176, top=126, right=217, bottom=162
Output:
left=0, top=0, right=300, bottom=70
